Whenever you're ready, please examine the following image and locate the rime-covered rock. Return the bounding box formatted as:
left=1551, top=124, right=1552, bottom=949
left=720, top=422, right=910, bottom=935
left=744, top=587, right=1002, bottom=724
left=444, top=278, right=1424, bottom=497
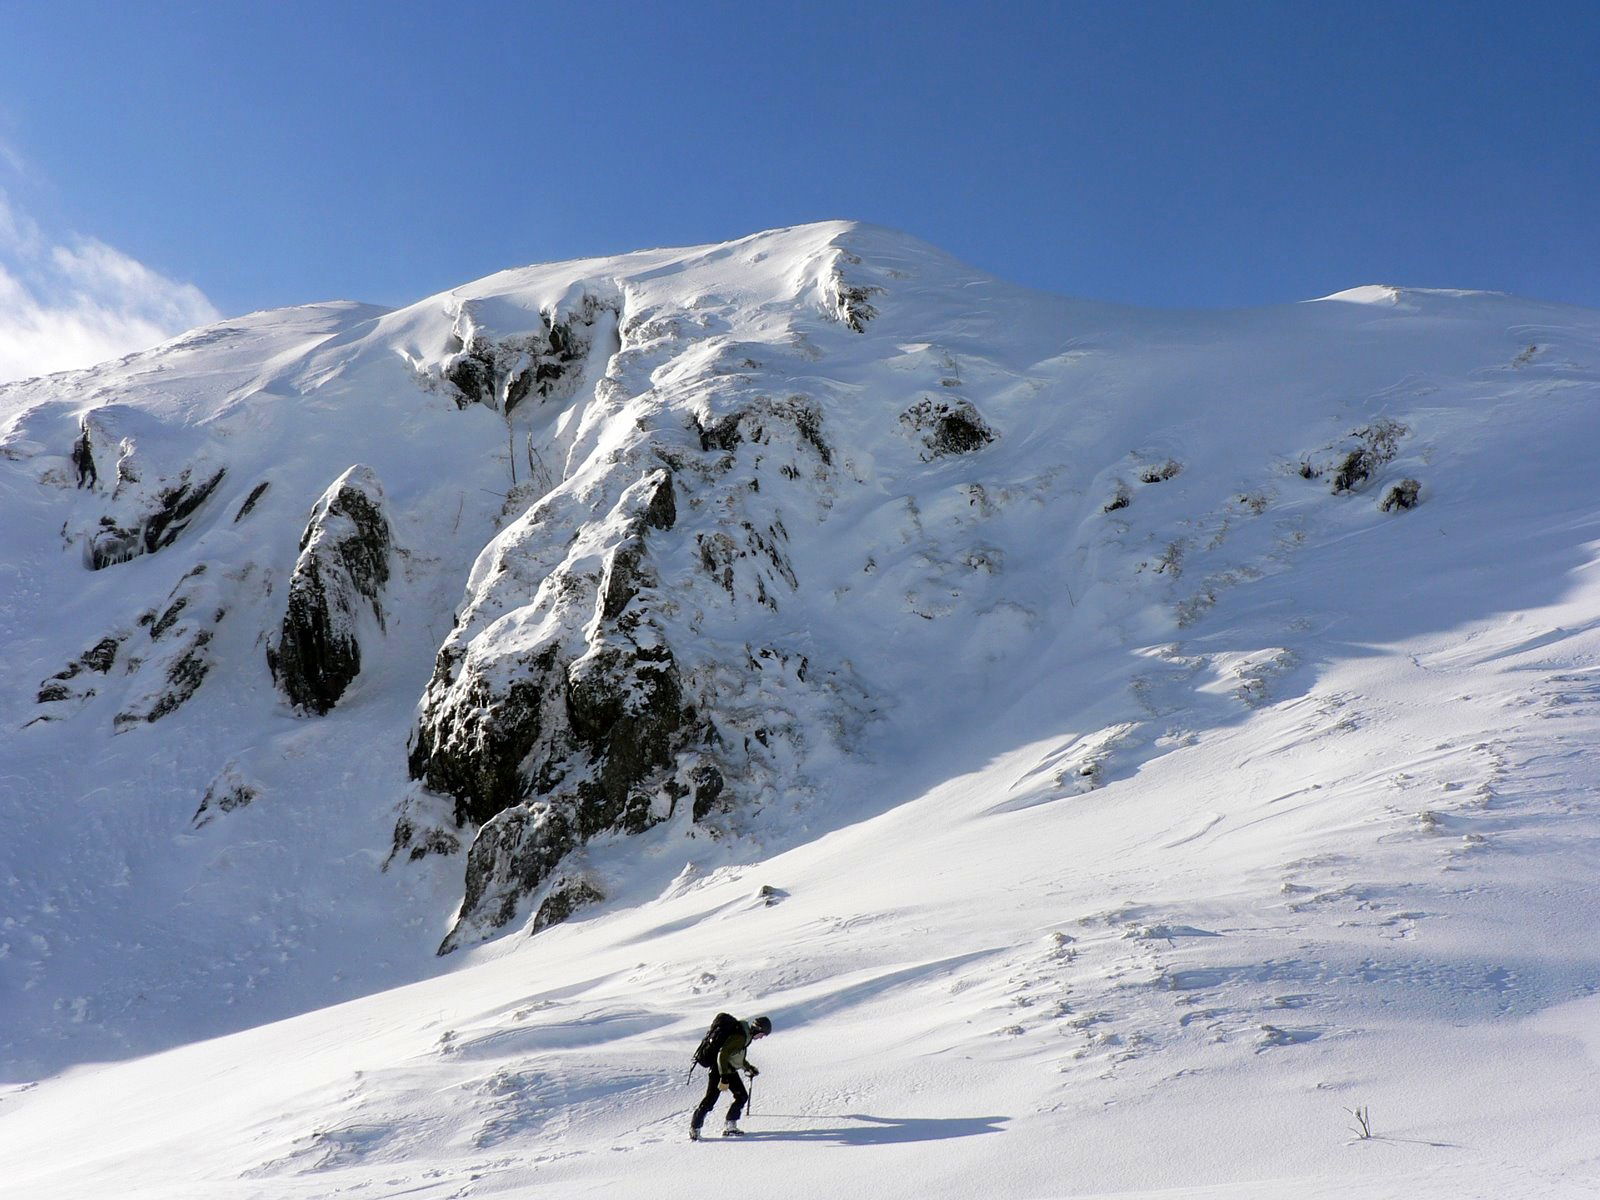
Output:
left=1380, top=478, right=1423, bottom=511
left=114, top=563, right=240, bottom=728
left=84, top=464, right=228, bottom=570
left=822, top=250, right=881, bottom=331
left=1299, top=420, right=1408, bottom=494
left=37, top=635, right=124, bottom=711
left=899, top=396, right=995, bottom=458
left=192, top=764, right=261, bottom=828
left=441, top=293, right=618, bottom=414
left=65, top=407, right=233, bottom=569
left=266, top=465, right=392, bottom=715
left=411, top=467, right=721, bottom=949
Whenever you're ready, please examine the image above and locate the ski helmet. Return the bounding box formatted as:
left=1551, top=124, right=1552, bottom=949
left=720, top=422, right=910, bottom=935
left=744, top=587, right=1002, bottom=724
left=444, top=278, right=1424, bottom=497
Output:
left=752, top=1015, right=772, bottom=1035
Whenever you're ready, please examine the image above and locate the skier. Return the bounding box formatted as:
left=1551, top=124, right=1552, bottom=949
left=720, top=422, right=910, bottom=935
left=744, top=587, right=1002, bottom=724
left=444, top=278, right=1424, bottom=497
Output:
left=690, top=1014, right=771, bottom=1140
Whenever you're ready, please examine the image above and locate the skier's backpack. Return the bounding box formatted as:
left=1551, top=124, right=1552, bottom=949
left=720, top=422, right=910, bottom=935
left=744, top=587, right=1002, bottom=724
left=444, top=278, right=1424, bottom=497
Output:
left=691, top=1012, right=740, bottom=1071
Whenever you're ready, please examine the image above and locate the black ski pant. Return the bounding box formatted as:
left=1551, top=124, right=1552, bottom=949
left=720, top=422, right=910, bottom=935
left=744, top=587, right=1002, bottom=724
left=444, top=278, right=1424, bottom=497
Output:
left=692, top=1069, right=748, bottom=1127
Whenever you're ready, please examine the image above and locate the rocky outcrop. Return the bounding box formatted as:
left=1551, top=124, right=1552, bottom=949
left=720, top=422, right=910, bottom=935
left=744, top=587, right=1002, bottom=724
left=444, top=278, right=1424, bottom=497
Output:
left=192, top=764, right=261, bottom=828
left=442, top=294, right=618, bottom=415
left=694, top=394, right=832, bottom=467
left=823, top=252, right=881, bottom=332
left=86, top=465, right=228, bottom=570
left=114, top=563, right=242, bottom=729
left=234, top=481, right=270, bottom=522
left=33, top=635, right=125, bottom=717
left=446, top=805, right=577, bottom=948
left=1139, top=459, right=1183, bottom=484
left=395, top=255, right=885, bottom=951
left=409, top=467, right=719, bottom=951
left=31, top=559, right=250, bottom=732
left=899, top=396, right=996, bottom=458
left=1380, top=478, right=1422, bottom=511
left=387, top=789, right=463, bottom=864
left=530, top=873, right=605, bottom=935
left=1298, top=420, right=1408, bottom=495
left=266, top=466, right=392, bottom=715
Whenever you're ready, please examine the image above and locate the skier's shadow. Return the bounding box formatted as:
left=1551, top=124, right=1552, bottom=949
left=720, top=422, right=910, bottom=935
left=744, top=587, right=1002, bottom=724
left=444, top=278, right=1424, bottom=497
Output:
left=736, top=1113, right=1006, bottom=1145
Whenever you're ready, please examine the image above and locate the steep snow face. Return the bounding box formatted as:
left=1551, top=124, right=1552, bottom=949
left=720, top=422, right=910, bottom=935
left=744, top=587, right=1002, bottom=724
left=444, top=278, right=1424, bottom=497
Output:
left=5, top=223, right=1600, bottom=1197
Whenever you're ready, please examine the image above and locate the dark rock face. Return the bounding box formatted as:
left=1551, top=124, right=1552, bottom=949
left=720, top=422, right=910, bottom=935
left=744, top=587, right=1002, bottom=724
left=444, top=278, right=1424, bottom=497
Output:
left=444, top=347, right=497, bottom=409
left=78, top=637, right=121, bottom=674
left=33, top=560, right=243, bottom=732
left=563, top=637, right=687, bottom=835
left=142, top=634, right=213, bottom=722
left=385, top=789, right=463, bottom=866
left=403, top=303, right=858, bottom=950
left=530, top=874, right=605, bottom=935
left=408, top=650, right=559, bottom=828
left=1330, top=449, right=1377, bottom=494
left=687, top=761, right=727, bottom=822
left=142, top=469, right=228, bottom=553
left=443, top=804, right=577, bottom=949
left=640, top=469, right=677, bottom=530
left=86, top=563, right=240, bottom=729
left=115, top=574, right=213, bottom=726
left=112, top=635, right=214, bottom=729
left=899, top=397, right=996, bottom=459
left=266, top=466, right=392, bottom=716
left=234, top=481, right=270, bottom=522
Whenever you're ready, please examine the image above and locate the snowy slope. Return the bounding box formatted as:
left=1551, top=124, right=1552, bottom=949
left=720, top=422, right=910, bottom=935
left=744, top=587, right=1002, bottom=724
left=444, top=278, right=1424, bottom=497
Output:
left=2, top=223, right=1600, bottom=1198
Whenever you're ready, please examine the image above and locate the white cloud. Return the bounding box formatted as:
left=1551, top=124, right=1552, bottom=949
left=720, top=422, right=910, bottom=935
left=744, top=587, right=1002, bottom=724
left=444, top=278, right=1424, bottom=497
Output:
left=0, top=189, right=220, bottom=384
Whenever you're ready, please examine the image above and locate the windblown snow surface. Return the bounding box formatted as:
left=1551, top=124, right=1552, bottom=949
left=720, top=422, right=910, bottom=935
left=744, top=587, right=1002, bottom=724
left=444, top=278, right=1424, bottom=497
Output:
left=2, top=223, right=1600, bottom=1199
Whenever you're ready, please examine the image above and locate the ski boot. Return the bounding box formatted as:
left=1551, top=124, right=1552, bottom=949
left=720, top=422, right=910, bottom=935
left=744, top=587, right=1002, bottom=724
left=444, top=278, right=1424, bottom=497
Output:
left=722, top=1121, right=746, bottom=1137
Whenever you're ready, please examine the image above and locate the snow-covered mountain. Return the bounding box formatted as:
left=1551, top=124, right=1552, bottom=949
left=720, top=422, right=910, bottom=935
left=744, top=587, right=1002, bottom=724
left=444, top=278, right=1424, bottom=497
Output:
left=3, top=222, right=1599, bottom=1198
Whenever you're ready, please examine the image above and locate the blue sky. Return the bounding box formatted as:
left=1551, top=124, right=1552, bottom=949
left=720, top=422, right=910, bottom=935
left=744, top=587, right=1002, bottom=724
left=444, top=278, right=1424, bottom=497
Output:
left=0, top=0, right=1596, bottom=376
